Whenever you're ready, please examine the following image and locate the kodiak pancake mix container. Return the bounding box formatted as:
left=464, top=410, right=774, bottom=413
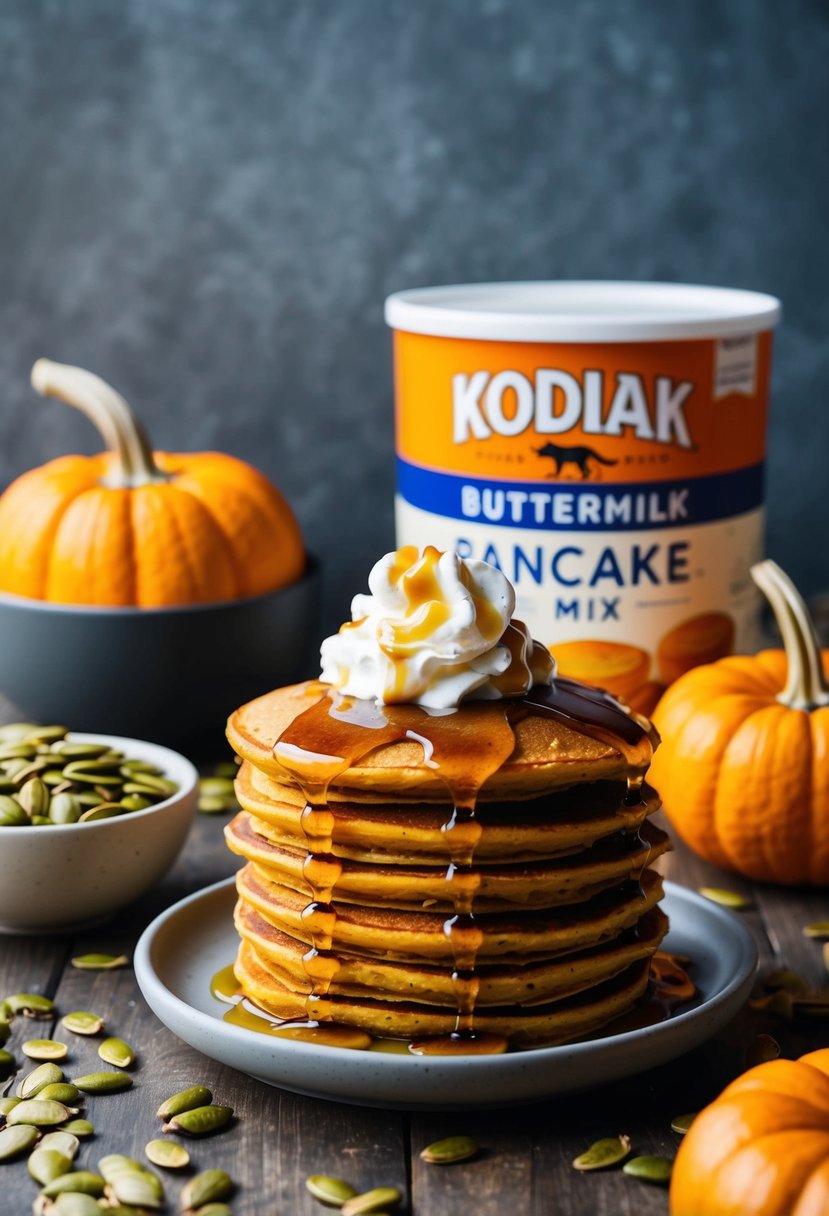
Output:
left=385, top=281, right=781, bottom=715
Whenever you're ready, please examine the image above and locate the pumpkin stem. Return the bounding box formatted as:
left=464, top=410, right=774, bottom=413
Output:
left=751, top=560, right=829, bottom=711
left=30, top=359, right=168, bottom=488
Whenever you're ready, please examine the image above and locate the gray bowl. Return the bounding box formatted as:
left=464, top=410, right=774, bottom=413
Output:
left=0, top=560, right=320, bottom=745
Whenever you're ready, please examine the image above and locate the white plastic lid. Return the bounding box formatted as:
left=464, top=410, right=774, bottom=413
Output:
left=384, top=281, right=781, bottom=343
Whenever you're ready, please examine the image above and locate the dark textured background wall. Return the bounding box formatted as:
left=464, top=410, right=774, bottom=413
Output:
left=1, top=0, right=827, bottom=634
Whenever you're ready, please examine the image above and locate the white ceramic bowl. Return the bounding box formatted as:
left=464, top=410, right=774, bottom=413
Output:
left=0, top=733, right=198, bottom=934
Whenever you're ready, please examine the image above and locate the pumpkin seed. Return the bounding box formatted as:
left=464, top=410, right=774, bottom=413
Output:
left=670, top=1112, right=697, bottom=1135
left=763, top=967, right=808, bottom=994
left=62, top=1012, right=105, bottom=1037
left=28, top=1146, right=74, bottom=1184
left=0, top=1048, right=13, bottom=1075
left=0, top=1018, right=10, bottom=1044
left=180, top=1168, right=234, bottom=1209
left=0, top=723, right=39, bottom=743
left=144, top=1138, right=189, bottom=1169
left=341, top=1188, right=402, bottom=1215
left=0, top=1096, right=21, bottom=1115
left=98, top=1038, right=135, bottom=1069
left=419, top=1135, right=479, bottom=1164
left=120, top=794, right=152, bottom=812
left=99, top=1154, right=163, bottom=1208
left=39, top=1084, right=81, bottom=1104
left=803, top=921, right=829, bottom=939
left=0, top=1122, right=39, bottom=1160
left=622, top=1155, right=673, bottom=1184
left=121, top=774, right=177, bottom=797
left=162, top=1104, right=233, bottom=1136
left=0, top=741, right=37, bottom=760
left=697, top=887, right=751, bottom=910
left=745, top=1033, right=781, bottom=1067
left=42, top=1170, right=106, bottom=1197
left=26, top=726, right=68, bottom=745
left=32, top=814, right=54, bottom=826
left=23, top=1039, right=69, bottom=1061
left=197, top=795, right=230, bottom=814
left=305, top=1175, right=359, bottom=1205
left=40, top=1131, right=80, bottom=1159
left=572, top=1134, right=631, bottom=1171
left=18, top=777, right=50, bottom=817
left=41, top=768, right=73, bottom=786
left=0, top=794, right=29, bottom=825
left=53, top=743, right=110, bottom=759
left=61, top=761, right=122, bottom=783
left=5, top=992, right=55, bottom=1017
left=119, top=759, right=163, bottom=775
left=78, top=805, right=121, bottom=822
left=50, top=1194, right=103, bottom=1216
left=62, top=1120, right=94, bottom=1138
left=70, top=954, right=129, bottom=971
left=74, top=791, right=106, bottom=807
left=73, top=1071, right=132, bottom=1094
left=7, top=1098, right=71, bottom=1126
left=17, top=1062, right=65, bottom=1098
left=49, top=794, right=83, bottom=824
left=198, top=777, right=236, bottom=798
left=12, top=759, right=53, bottom=784
left=749, top=989, right=795, bottom=1018
left=156, top=1087, right=213, bottom=1120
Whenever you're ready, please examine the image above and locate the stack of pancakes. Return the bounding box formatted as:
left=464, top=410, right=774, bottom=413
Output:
left=225, top=680, right=670, bottom=1050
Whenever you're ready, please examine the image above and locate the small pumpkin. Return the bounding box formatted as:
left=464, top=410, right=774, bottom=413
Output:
left=670, top=1048, right=829, bottom=1215
left=0, top=360, right=304, bottom=607
left=650, top=561, right=829, bottom=884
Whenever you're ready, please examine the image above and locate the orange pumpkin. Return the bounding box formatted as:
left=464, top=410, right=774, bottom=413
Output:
left=0, top=360, right=304, bottom=607
left=670, top=1048, right=829, bottom=1215
left=650, top=561, right=829, bottom=884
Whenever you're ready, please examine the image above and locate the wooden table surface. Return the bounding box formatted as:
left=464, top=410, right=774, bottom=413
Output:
left=2, top=697, right=828, bottom=1216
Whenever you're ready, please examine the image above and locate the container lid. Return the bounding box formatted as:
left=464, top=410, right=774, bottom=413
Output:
left=384, top=281, right=782, bottom=342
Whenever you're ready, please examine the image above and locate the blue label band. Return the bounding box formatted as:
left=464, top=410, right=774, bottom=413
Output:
left=396, top=458, right=765, bottom=532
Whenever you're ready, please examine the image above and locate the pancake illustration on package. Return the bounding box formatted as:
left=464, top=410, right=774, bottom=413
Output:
left=224, top=547, right=680, bottom=1054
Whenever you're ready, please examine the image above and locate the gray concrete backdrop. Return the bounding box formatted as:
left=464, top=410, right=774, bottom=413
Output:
left=0, top=0, right=827, bottom=634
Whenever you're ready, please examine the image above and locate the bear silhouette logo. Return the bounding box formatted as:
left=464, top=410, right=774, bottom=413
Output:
left=535, top=441, right=618, bottom=479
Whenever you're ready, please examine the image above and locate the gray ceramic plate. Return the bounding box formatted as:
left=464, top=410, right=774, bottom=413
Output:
left=134, top=878, right=757, bottom=1109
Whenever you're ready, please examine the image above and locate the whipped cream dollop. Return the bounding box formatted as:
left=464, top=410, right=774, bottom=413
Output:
left=319, top=546, right=556, bottom=708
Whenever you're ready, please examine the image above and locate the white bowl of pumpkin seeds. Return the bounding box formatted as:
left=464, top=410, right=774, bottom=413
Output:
left=0, top=724, right=198, bottom=933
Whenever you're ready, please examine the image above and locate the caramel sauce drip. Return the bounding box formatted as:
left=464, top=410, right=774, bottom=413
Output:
left=270, top=675, right=655, bottom=1055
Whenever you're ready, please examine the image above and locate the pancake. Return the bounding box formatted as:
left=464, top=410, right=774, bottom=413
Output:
left=225, top=669, right=671, bottom=1052
left=234, top=900, right=669, bottom=1008
left=236, top=760, right=661, bottom=864
left=227, top=681, right=650, bottom=798
left=233, top=940, right=653, bottom=1048
left=226, top=812, right=671, bottom=912
left=236, top=863, right=665, bottom=962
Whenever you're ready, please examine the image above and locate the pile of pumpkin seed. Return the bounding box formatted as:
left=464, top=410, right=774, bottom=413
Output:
left=197, top=762, right=240, bottom=816
left=0, top=986, right=236, bottom=1213
left=0, top=724, right=179, bottom=827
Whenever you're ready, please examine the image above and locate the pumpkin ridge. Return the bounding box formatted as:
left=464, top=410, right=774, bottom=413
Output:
left=139, top=484, right=239, bottom=605
left=169, top=478, right=248, bottom=595
left=0, top=458, right=105, bottom=598
left=169, top=456, right=304, bottom=596
left=808, top=708, right=829, bottom=883
left=713, top=1129, right=829, bottom=1212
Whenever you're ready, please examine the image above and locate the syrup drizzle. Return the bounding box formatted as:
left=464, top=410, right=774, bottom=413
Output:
left=270, top=677, right=657, bottom=1055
